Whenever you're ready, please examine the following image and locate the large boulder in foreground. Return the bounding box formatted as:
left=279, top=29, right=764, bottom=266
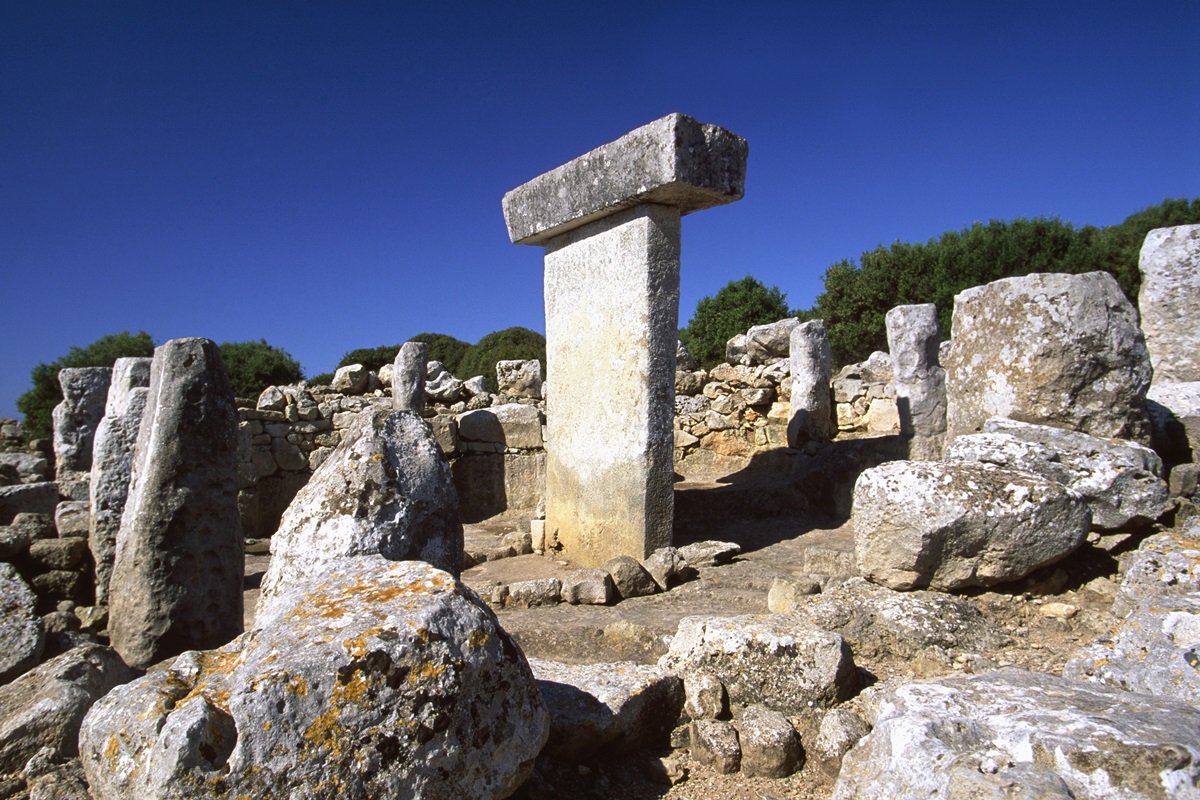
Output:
left=257, top=408, right=462, bottom=621
left=833, top=669, right=1200, bottom=800
left=853, top=460, right=1091, bottom=591
left=80, top=557, right=548, bottom=800
left=944, top=271, right=1152, bottom=442
left=945, top=417, right=1170, bottom=531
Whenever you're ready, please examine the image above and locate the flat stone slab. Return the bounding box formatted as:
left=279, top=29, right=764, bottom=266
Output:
left=502, top=113, right=747, bottom=245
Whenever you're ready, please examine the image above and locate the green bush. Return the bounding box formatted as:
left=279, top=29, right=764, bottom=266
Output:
left=218, top=340, right=304, bottom=398
left=406, top=333, right=471, bottom=375
left=308, top=372, right=334, bottom=386
left=337, top=345, right=402, bottom=374
left=17, top=331, right=156, bottom=440
left=457, top=327, right=546, bottom=391
left=679, top=276, right=791, bottom=367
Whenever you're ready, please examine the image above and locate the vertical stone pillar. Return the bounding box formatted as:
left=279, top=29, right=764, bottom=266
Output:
left=886, top=303, right=947, bottom=459
left=52, top=367, right=112, bottom=480
left=393, top=340, right=429, bottom=413
left=788, top=320, right=835, bottom=446
left=1139, top=224, right=1200, bottom=384
left=503, top=114, right=747, bottom=567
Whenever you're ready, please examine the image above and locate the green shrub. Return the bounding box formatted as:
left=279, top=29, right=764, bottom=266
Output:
left=308, top=372, right=334, bottom=386
left=218, top=340, right=304, bottom=398
left=406, top=333, right=471, bottom=375
left=457, top=327, right=546, bottom=391
left=679, top=276, right=791, bottom=367
left=337, top=345, right=402, bottom=374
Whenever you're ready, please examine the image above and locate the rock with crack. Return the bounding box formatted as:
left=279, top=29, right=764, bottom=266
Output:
left=0, top=563, right=43, bottom=685
left=832, top=669, right=1200, bottom=800
left=79, top=556, right=548, bottom=800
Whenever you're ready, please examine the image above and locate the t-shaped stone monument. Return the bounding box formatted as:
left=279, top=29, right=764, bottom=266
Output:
left=503, top=113, right=747, bottom=567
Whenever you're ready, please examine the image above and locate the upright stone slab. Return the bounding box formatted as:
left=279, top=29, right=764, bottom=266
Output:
left=1139, top=224, right=1200, bottom=383
left=885, top=304, right=946, bottom=459
left=788, top=319, right=835, bottom=445
left=393, top=340, right=428, bottom=413
left=88, top=357, right=152, bottom=606
left=503, top=114, right=747, bottom=567
left=52, top=367, right=112, bottom=480
left=108, top=338, right=243, bottom=670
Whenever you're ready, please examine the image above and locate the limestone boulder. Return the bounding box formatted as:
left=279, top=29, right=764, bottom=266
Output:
left=0, top=644, right=133, bottom=776
left=0, top=483, right=58, bottom=525
left=1108, top=526, right=1200, bottom=619
left=1139, top=224, right=1200, bottom=383
left=258, top=408, right=462, bottom=621
left=853, top=460, right=1091, bottom=591
left=676, top=340, right=697, bottom=371
left=0, top=563, right=43, bottom=684
left=737, top=705, right=802, bottom=779
left=944, top=271, right=1152, bottom=442
left=393, top=341, right=428, bottom=413
left=80, top=557, right=549, bottom=800
left=832, top=669, right=1200, bottom=800
left=51, top=367, right=112, bottom=478
left=659, top=614, right=856, bottom=712
left=529, top=658, right=683, bottom=760
left=425, top=361, right=464, bottom=405
left=330, top=363, right=368, bottom=395
left=1146, top=381, right=1200, bottom=463
left=457, top=403, right=543, bottom=450
left=725, top=333, right=750, bottom=366
left=495, top=359, right=543, bottom=399
left=945, top=417, right=1170, bottom=531
left=745, top=318, right=799, bottom=366
left=789, top=319, right=835, bottom=444
left=0, top=453, right=50, bottom=485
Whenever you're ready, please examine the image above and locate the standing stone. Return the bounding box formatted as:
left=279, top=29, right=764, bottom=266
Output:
left=503, top=113, right=747, bottom=567
left=885, top=303, right=946, bottom=459
left=108, top=338, right=243, bottom=670
left=88, top=357, right=151, bottom=606
left=393, top=340, right=428, bottom=413
left=788, top=319, right=835, bottom=445
left=52, top=367, right=112, bottom=480
left=1138, top=224, right=1200, bottom=383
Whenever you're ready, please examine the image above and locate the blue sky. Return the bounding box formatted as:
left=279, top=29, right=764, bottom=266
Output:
left=2, top=2, right=1197, bottom=420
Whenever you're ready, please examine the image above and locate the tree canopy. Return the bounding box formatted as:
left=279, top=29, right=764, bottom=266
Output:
left=679, top=275, right=791, bottom=367
left=218, top=339, right=304, bottom=398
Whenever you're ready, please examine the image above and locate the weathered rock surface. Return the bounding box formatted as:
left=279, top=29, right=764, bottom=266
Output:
left=945, top=417, right=1170, bottom=531
left=393, top=341, right=428, bottom=413
left=0, top=483, right=58, bottom=525
left=789, top=319, right=835, bottom=444
left=885, top=303, right=946, bottom=458
left=0, top=563, right=43, bottom=684
left=495, top=359, right=543, bottom=399
left=0, top=644, right=133, bottom=776
left=0, top=453, right=49, bottom=485
left=745, top=318, right=799, bottom=366
left=604, top=555, right=659, bottom=599
left=944, top=271, right=1152, bottom=442
left=832, top=669, right=1200, bottom=800
left=659, top=614, right=856, bottom=713
left=425, top=361, right=464, bottom=404
left=1139, top=224, right=1200, bottom=383
left=738, top=705, right=802, bottom=778
left=853, top=460, right=1091, bottom=590
left=457, top=403, right=543, bottom=450
left=52, top=367, right=112, bottom=479
left=88, top=356, right=151, bottom=605
left=258, top=407, right=462, bottom=620
left=789, top=577, right=1011, bottom=660
left=1110, top=526, right=1200, bottom=618
left=528, top=658, right=683, bottom=760
left=108, top=337, right=243, bottom=670
left=80, top=557, right=548, bottom=800
left=1147, top=381, right=1200, bottom=463
left=690, top=720, right=741, bottom=774
left=330, top=363, right=368, bottom=395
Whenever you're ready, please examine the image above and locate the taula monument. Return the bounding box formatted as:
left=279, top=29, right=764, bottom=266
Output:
left=502, top=113, right=748, bottom=567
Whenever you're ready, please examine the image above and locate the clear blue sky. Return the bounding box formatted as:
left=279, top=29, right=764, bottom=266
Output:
left=2, top=2, right=1197, bottom=420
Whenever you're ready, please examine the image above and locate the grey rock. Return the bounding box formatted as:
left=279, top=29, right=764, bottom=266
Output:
left=392, top=340, right=428, bottom=413
left=737, top=705, right=802, bottom=779
left=560, top=568, right=613, bottom=605
left=255, top=385, right=286, bottom=411
left=604, top=555, right=659, bottom=599
left=258, top=408, right=462, bottom=620
left=0, top=453, right=50, bottom=484
left=0, top=483, right=59, bottom=526
left=52, top=501, right=88, bottom=538
left=725, top=333, right=750, bottom=366
left=80, top=557, right=548, bottom=800
left=676, top=340, right=697, bottom=372
left=0, top=644, right=133, bottom=775
left=108, top=338, right=243, bottom=670
left=528, top=658, right=683, bottom=760
left=457, top=403, right=542, bottom=450
left=27, top=538, right=88, bottom=571
left=885, top=303, right=946, bottom=458
left=832, top=669, right=1200, bottom=800
left=677, top=540, right=741, bottom=567
left=789, top=319, right=835, bottom=444
left=1147, top=381, right=1200, bottom=463
left=1139, top=224, right=1200, bottom=383
left=425, top=360, right=464, bottom=404
left=270, top=437, right=307, bottom=471
left=766, top=576, right=821, bottom=613
left=642, top=546, right=688, bottom=591
left=330, top=363, right=368, bottom=394
left=495, top=359, right=543, bottom=399
left=689, top=720, right=741, bottom=774
left=1111, top=527, right=1200, bottom=618
left=660, top=615, right=856, bottom=713
left=506, top=578, right=561, bottom=608
left=24, top=756, right=91, bottom=800
left=944, top=271, right=1152, bottom=442
left=52, top=367, right=112, bottom=479
left=0, top=563, right=43, bottom=684
left=814, top=708, right=870, bottom=762
left=745, top=318, right=799, bottom=366
left=683, top=671, right=727, bottom=720
left=853, top=460, right=1091, bottom=590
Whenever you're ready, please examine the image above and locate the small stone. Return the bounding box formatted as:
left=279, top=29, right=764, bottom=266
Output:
left=1038, top=602, right=1078, bottom=619
left=738, top=705, right=802, bottom=778
left=689, top=720, right=741, bottom=774
left=604, top=555, right=658, bottom=599
left=677, top=540, right=741, bottom=567
left=684, top=672, right=727, bottom=720
left=561, top=569, right=613, bottom=605
left=53, top=501, right=89, bottom=539
left=814, top=707, right=871, bottom=761
left=507, top=578, right=561, bottom=608
left=642, top=546, right=689, bottom=591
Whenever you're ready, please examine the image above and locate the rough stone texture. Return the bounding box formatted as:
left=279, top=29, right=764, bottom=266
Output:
left=945, top=417, right=1170, bottom=531
left=642, top=545, right=688, bottom=591
left=541, top=204, right=680, bottom=567
left=450, top=452, right=545, bottom=522
left=944, top=271, right=1152, bottom=442
left=528, top=658, right=683, bottom=760
left=52, top=501, right=89, bottom=538
left=790, top=577, right=1011, bottom=660
left=393, top=340, right=428, bottom=413
left=814, top=708, right=871, bottom=762
left=258, top=407, right=462, bottom=620
left=885, top=303, right=946, bottom=459
left=0, top=644, right=133, bottom=776
left=560, top=568, right=613, bottom=605
left=745, top=318, right=799, bottom=366
left=738, top=705, right=802, bottom=779
left=676, top=340, right=698, bottom=371
left=690, top=720, right=741, bottom=774
left=457, top=403, right=543, bottom=450
left=853, top=460, right=1091, bottom=591
left=0, top=453, right=49, bottom=485
left=604, top=555, right=659, bottom=599
left=1147, top=381, right=1200, bottom=464
left=0, top=563, right=43, bottom=684
left=52, top=367, right=112, bottom=479
left=0, top=483, right=59, bottom=525
left=832, top=669, right=1200, bottom=800
left=789, top=319, right=835, bottom=445
left=660, top=615, right=856, bottom=713
left=506, top=578, right=561, bottom=608
left=108, top=338, right=243, bottom=670
left=88, top=356, right=151, bottom=605
left=79, top=557, right=549, bottom=800
left=330, top=363, right=368, bottom=395
left=502, top=113, right=747, bottom=245
left=28, top=538, right=88, bottom=571
left=1110, top=526, right=1200, bottom=618
left=1139, top=224, right=1200, bottom=383
left=495, top=359, right=543, bottom=399
left=676, top=540, right=741, bottom=567
left=683, top=671, right=727, bottom=720
left=425, top=360, right=464, bottom=404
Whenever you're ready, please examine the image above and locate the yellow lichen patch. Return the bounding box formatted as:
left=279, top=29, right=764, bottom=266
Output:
left=287, top=675, right=309, bottom=697
left=103, top=735, right=120, bottom=759
left=332, top=670, right=372, bottom=706
left=342, top=626, right=390, bottom=658
left=302, top=706, right=350, bottom=760
left=408, top=660, right=447, bottom=684
left=466, top=627, right=491, bottom=650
